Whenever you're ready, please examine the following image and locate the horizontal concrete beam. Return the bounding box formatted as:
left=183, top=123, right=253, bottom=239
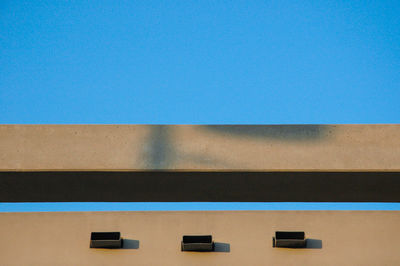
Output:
left=1, top=171, right=399, bottom=202
left=1, top=211, right=399, bottom=265
left=1, top=124, right=400, bottom=171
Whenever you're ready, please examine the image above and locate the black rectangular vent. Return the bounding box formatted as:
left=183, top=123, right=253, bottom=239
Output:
left=90, top=232, right=122, bottom=249
left=181, top=235, right=214, bottom=251
left=273, top=231, right=306, bottom=248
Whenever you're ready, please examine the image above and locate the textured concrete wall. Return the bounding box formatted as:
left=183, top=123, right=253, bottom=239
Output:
left=1, top=125, right=399, bottom=265
left=1, top=124, right=400, bottom=170
left=0, top=211, right=399, bottom=266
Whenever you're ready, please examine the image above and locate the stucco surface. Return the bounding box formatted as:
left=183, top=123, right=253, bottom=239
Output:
left=1, top=124, right=400, bottom=170
left=0, top=211, right=399, bottom=266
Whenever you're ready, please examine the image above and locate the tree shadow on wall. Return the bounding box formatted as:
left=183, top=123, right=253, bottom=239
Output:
left=202, top=125, right=333, bottom=141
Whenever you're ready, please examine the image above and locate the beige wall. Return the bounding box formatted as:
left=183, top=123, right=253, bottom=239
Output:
left=1, top=124, right=400, bottom=171
left=0, top=211, right=399, bottom=266
left=1, top=125, right=399, bottom=264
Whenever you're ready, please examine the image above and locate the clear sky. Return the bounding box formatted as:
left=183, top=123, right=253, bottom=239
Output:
left=1, top=1, right=399, bottom=211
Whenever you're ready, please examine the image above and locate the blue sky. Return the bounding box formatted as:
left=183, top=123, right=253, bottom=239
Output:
left=1, top=1, right=399, bottom=211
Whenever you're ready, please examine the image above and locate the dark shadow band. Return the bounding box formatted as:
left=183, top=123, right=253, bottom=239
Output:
left=1, top=171, right=399, bottom=202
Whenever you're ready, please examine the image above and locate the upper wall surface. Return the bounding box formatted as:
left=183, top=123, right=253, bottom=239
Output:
left=1, top=124, right=400, bottom=171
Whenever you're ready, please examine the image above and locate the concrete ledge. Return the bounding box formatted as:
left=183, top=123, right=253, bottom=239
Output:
left=1, top=124, right=400, bottom=171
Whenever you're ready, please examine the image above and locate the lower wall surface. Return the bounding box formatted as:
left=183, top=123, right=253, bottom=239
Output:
left=0, top=211, right=399, bottom=266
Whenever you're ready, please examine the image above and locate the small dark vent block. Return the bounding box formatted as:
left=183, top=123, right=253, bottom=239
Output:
left=90, top=232, right=122, bottom=249
left=273, top=231, right=306, bottom=248
left=181, top=235, right=214, bottom=251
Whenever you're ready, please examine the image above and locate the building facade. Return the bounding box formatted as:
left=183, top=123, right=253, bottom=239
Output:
left=1, top=125, right=399, bottom=265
